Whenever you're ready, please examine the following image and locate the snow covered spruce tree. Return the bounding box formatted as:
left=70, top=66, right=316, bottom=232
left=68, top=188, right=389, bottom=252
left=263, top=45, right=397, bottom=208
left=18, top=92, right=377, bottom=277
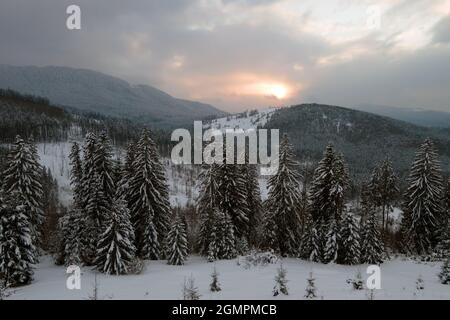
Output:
left=337, top=211, right=361, bottom=265
left=94, top=197, right=136, bottom=275
left=69, top=142, right=83, bottom=208
left=272, top=264, right=289, bottom=296
left=262, top=134, right=302, bottom=256
left=210, top=266, right=221, bottom=292
left=60, top=208, right=83, bottom=266
left=239, top=159, right=263, bottom=247
left=0, top=198, right=35, bottom=287
left=368, top=157, right=399, bottom=233
left=196, top=163, right=220, bottom=256
left=307, top=144, right=349, bottom=263
left=360, top=190, right=384, bottom=264
left=129, top=129, right=171, bottom=260
left=402, top=139, right=444, bottom=255
left=116, top=141, right=137, bottom=205
left=207, top=209, right=237, bottom=261
left=166, top=213, right=189, bottom=265
left=1, top=135, right=43, bottom=252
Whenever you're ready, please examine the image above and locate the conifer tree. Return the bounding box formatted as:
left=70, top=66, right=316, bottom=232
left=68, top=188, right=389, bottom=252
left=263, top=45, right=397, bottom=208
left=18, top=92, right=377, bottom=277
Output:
left=60, top=208, right=83, bottom=266
left=240, top=160, right=262, bottom=246
left=183, top=275, right=201, bottom=300
left=2, top=135, right=43, bottom=250
left=69, top=142, right=83, bottom=208
left=304, top=272, right=317, bottom=299
left=439, top=259, right=449, bottom=285
left=207, top=209, right=236, bottom=261
left=0, top=199, right=35, bottom=287
left=272, top=264, right=289, bottom=296
left=338, top=211, right=361, bottom=265
left=94, top=198, right=136, bottom=275
left=196, top=164, right=220, bottom=255
left=263, top=134, right=302, bottom=256
left=210, top=266, right=221, bottom=292
left=129, top=129, right=171, bottom=259
left=360, top=202, right=384, bottom=264
left=402, top=139, right=444, bottom=254
left=323, top=217, right=339, bottom=263
left=166, top=213, right=189, bottom=265
left=368, top=158, right=399, bottom=232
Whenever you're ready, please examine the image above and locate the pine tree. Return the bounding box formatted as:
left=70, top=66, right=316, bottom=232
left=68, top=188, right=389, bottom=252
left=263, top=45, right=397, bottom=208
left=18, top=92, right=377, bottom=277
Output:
left=368, top=158, right=399, bottom=233
left=360, top=202, right=384, bottom=264
left=94, top=198, right=136, bottom=275
left=323, top=217, right=339, bottom=263
left=166, top=213, right=189, bottom=265
left=207, top=209, right=236, bottom=261
left=402, top=139, right=444, bottom=254
left=263, top=134, right=302, bottom=256
left=272, top=264, right=289, bottom=296
left=304, top=272, right=317, bottom=299
left=1, top=135, right=43, bottom=251
left=129, top=129, right=171, bottom=259
left=0, top=199, right=35, bottom=287
left=69, top=142, right=83, bottom=208
left=338, top=211, right=361, bottom=265
left=210, top=266, right=221, bottom=292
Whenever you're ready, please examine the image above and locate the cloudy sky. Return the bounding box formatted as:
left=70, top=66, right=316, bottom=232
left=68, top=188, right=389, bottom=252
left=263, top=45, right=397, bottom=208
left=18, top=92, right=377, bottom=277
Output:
left=1, top=0, right=450, bottom=112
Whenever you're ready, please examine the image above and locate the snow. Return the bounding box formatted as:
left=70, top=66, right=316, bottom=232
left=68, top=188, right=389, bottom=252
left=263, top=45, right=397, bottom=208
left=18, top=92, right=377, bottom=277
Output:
left=204, top=108, right=277, bottom=131
left=6, top=255, right=449, bottom=300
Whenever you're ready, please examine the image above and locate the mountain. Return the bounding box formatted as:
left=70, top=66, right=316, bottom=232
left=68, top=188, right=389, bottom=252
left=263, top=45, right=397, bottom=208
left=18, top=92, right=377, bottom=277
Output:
left=0, top=65, right=225, bottom=129
left=264, top=104, right=450, bottom=181
left=355, top=104, right=450, bottom=128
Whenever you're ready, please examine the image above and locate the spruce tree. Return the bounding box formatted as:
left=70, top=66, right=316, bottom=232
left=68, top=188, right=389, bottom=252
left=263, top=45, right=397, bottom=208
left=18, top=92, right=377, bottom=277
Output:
left=308, top=145, right=349, bottom=261
left=403, top=139, right=444, bottom=254
left=207, top=209, right=236, bottom=261
left=368, top=158, right=399, bottom=233
left=263, top=134, right=302, bottom=256
left=210, top=266, right=221, bottom=292
left=94, top=198, right=136, bottom=275
left=129, top=129, right=171, bottom=259
left=183, top=275, right=201, bottom=300
left=0, top=199, right=35, bottom=287
left=196, top=164, right=220, bottom=255
left=439, top=259, right=449, bottom=284
left=272, top=264, right=289, bottom=296
left=304, top=272, right=317, bottom=299
left=360, top=203, right=384, bottom=264
left=338, top=211, right=361, bottom=265
left=60, top=208, right=83, bottom=266
left=2, top=135, right=43, bottom=251
left=166, top=213, right=189, bottom=265
left=69, top=142, right=83, bottom=208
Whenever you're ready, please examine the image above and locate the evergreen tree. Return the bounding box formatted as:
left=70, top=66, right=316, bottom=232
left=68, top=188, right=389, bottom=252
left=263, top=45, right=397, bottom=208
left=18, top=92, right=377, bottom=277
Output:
left=360, top=201, right=384, bottom=264
left=272, top=264, right=289, bottom=296
left=207, top=209, right=236, bottom=261
left=129, top=129, right=171, bottom=259
left=368, top=158, right=399, bottom=233
left=60, top=208, right=83, bottom=266
left=338, top=211, right=361, bottom=265
left=196, top=164, right=220, bottom=255
left=304, top=272, right=317, bottom=299
left=94, top=198, right=136, bottom=275
left=1, top=135, right=43, bottom=251
left=240, top=160, right=262, bottom=246
left=439, top=259, right=449, bottom=285
left=308, top=145, right=349, bottom=260
left=166, top=213, right=189, bottom=265
left=263, top=134, right=302, bottom=256
left=69, top=142, right=83, bottom=208
left=0, top=199, right=35, bottom=287
left=210, top=266, right=221, bottom=292
left=402, top=139, right=444, bottom=254
left=182, top=275, right=201, bottom=300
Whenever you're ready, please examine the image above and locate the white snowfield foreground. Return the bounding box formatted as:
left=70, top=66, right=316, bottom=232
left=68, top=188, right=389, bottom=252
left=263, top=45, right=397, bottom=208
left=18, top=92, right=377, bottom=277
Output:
left=8, top=256, right=449, bottom=300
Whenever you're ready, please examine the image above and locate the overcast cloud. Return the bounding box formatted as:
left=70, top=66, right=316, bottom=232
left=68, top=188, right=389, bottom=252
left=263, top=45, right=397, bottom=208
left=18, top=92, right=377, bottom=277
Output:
left=0, top=0, right=449, bottom=112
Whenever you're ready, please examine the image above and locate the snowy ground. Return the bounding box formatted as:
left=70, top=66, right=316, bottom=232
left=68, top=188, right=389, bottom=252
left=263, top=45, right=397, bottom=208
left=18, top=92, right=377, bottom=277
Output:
left=6, top=256, right=448, bottom=300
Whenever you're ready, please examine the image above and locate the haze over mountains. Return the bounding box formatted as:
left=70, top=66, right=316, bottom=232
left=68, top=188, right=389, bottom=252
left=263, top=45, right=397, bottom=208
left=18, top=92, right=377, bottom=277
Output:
left=0, top=65, right=225, bottom=129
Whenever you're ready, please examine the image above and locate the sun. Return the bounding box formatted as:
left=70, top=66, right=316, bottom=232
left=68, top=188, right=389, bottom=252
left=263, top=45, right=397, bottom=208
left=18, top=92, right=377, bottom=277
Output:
left=267, top=84, right=288, bottom=100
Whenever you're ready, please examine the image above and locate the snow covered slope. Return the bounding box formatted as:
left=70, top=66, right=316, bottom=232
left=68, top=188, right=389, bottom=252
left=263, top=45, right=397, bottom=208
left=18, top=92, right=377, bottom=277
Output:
left=204, top=108, right=277, bottom=131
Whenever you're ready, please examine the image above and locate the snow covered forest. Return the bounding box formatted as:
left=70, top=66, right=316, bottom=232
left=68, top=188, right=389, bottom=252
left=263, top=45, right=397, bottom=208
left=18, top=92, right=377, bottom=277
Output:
left=0, top=123, right=448, bottom=299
